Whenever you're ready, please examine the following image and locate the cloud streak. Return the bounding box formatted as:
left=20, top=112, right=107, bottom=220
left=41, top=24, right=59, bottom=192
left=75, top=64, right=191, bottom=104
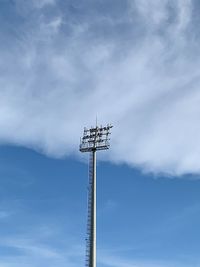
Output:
left=0, top=0, right=199, bottom=175
left=98, top=253, right=192, bottom=267
left=0, top=226, right=84, bottom=267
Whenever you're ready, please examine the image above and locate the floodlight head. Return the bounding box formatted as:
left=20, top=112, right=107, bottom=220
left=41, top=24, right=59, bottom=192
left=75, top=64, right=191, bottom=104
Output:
left=80, top=124, right=113, bottom=152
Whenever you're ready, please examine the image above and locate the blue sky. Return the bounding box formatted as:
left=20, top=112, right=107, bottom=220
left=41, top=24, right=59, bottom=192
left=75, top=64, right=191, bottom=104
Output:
left=1, top=146, right=200, bottom=267
left=1, top=0, right=200, bottom=266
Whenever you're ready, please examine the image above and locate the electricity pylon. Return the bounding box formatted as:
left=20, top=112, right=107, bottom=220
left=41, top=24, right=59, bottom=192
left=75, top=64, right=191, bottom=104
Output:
left=80, top=124, right=113, bottom=267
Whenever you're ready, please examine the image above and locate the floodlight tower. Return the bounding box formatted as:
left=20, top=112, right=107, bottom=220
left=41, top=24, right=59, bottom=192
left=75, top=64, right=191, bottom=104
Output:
left=80, top=124, right=113, bottom=267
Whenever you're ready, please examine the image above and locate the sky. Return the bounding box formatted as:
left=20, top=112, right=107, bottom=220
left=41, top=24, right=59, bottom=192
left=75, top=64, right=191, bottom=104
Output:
left=0, top=0, right=200, bottom=266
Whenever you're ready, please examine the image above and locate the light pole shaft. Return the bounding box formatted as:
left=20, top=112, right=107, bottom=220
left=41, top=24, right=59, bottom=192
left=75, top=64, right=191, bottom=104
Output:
left=90, top=150, right=96, bottom=267
left=80, top=124, right=112, bottom=267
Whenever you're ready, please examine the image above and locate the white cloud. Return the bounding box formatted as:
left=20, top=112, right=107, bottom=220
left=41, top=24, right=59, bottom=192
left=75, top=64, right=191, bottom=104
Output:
left=0, top=0, right=200, bottom=175
left=134, top=0, right=169, bottom=27
left=99, top=253, right=188, bottom=267
left=14, top=0, right=56, bottom=13
left=0, top=229, right=84, bottom=267
left=176, top=0, right=192, bottom=31
left=33, top=0, right=56, bottom=9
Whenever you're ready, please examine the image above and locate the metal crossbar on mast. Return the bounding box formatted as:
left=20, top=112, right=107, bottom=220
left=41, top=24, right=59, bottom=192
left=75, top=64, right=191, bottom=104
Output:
left=80, top=124, right=113, bottom=267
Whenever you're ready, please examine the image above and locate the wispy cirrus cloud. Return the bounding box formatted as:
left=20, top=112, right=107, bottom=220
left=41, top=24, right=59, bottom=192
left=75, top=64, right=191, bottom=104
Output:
left=0, top=229, right=84, bottom=267
left=0, top=234, right=194, bottom=267
left=98, top=253, right=193, bottom=267
left=0, top=0, right=200, bottom=175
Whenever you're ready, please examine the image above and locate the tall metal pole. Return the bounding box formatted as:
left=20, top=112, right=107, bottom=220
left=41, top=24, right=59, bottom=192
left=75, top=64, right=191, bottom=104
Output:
left=91, top=149, right=96, bottom=267
left=79, top=124, right=112, bottom=267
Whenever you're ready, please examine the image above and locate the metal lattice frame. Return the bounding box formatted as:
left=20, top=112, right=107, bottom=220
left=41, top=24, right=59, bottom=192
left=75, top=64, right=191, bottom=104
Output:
left=80, top=124, right=113, bottom=152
